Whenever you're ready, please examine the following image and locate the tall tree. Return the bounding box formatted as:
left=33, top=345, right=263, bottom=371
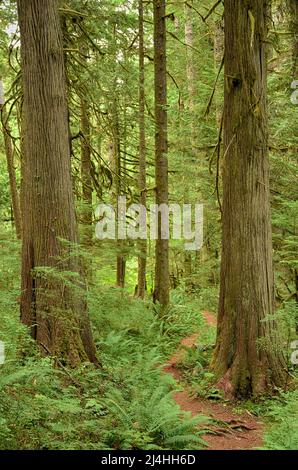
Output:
left=110, top=25, right=126, bottom=289
left=287, top=0, right=298, bottom=77
left=17, top=0, right=96, bottom=364
left=137, top=0, right=147, bottom=299
left=212, top=0, right=287, bottom=397
left=184, top=1, right=196, bottom=151
left=183, top=1, right=197, bottom=281
left=112, top=102, right=126, bottom=289
left=80, top=55, right=93, bottom=247
left=213, top=17, right=224, bottom=129
left=0, top=80, right=22, bottom=239
left=153, top=0, right=169, bottom=307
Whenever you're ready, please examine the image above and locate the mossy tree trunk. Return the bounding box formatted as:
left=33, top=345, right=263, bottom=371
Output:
left=137, top=0, right=147, bottom=299
left=17, top=0, right=97, bottom=365
left=212, top=0, right=287, bottom=398
left=183, top=1, right=196, bottom=282
left=80, top=79, right=93, bottom=247
left=213, top=17, right=224, bottom=129
left=287, top=0, right=298, bottom=78
left=153, top=0, right=169, bottom=307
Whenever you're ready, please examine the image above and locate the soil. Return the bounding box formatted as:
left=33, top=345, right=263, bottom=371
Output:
left=163, top=311, right=264, bottom=450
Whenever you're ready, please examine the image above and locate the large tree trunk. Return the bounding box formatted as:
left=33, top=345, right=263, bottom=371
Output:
left=212, top=0, right=287, bottom=398
left=17, top=0, right=97, bottom=365
left=0, top=80, right=22, bottom=239
left=153, top=0, right=169, bottom=307
left=137, top=0, right=147, bottom=299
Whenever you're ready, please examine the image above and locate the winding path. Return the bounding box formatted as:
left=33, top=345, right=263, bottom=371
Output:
left=164, top=312, right=264, bottom=450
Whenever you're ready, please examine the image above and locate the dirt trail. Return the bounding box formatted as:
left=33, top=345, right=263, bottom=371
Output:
left=164, top=311, right=264, bottom=450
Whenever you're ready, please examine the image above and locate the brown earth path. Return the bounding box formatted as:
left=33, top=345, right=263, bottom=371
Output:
left=163, top=311, right=264, bottom=450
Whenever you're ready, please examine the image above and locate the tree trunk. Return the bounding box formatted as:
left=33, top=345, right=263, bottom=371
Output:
left=287, top=0, right=298, bottom=78
left=183, top=2, right=196, bottom=281
left=80, top=92, right=93, bottom=246
left=0, top=81, right=22, bottom=239
left=17, top=0, right=97, bottom=365
left=114, top=112, right=126, bottom=289
left=213, top=18, right=224, bottom=129
left=137, top=0, right=147, bottom=299
left=110, top=25, right=126, bottom=290
left=295, top=268, right=298, bottom=335
left=212, top=0, right=287, bottom=398
left=153, top=0, right=169, bottom=307
left=184, top=1, right=196, bottom=151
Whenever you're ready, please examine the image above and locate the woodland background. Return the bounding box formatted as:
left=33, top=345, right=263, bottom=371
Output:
left=0, top=0, right=297, bottom=450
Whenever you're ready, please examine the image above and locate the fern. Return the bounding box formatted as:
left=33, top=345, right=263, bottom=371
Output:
left=263, top=391, right=298, bottom=450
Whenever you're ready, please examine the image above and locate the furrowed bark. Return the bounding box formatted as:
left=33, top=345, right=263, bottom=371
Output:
left=17, top=0, right=97, bottom=365
left=212, top=0, right=287, bottom=398
left=153, top=0, right=169, bottom=308
left=137, top=0, right=147, bottom=299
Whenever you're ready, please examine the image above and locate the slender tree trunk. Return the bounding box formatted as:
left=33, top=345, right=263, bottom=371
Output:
left=153, top=0, right=169, bottom=307
left=212, top=0, right=287, bottom=398
left=114, top=109, right=126, bottom=289
left=213, top=18, right=224, bottom=129
left=295, top=268, right=298, bottom=335
left=287, top=0, right=298, bottom=78
left=17, top=0, right=97, bottom=365
left=183, top=2, right=196, bottom=281
left=184, top=1, right=196, bottom=151
left=110, top=26, right=126, bottom=289
left=0, top=80, right=22, bottom=239
left=80, top=76, right=93, bottom=246
left=286, top=1, right=298, bottom=332
left=137, top=0, right=147, bottom=299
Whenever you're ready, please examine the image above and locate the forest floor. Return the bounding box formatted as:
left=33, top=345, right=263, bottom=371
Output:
left=163, top=312, right=264, bottom=450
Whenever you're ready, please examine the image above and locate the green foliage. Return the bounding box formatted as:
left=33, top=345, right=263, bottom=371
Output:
left=101, top=385, right=208, bottom=450
left=263, top=390, right=298, bottom=450
left=0, top=320, right=209, bottom=449
left=0, top=230, right=210, bottom=449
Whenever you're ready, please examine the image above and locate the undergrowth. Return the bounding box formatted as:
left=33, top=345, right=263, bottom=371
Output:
left=0, top=227, right=210, bottom=450
left=263, top=390, right=298, bottom=450
left=1, top=226, right=297, bottom=450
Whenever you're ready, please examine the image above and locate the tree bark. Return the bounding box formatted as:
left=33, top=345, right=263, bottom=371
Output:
left=287, top=0, right=298, bottom=78
left=213, top=18, right=224, bottom=129
left=137, top=0, right=147, bottom=299
left=113, top=111, right=126, bottom=289
left=110, top=25, right=126, bottom=290
left=0, top=81, right=22, bottom=239
left=80, top=90, right=93, bottom=247
left=183, top=2, right=196, bottom=281
left=184, top=1, right=196, bottom=150
left=17, top=0, right=97, bottom=365
left=212, top=0, right=287, bottom=398
left=153, top=0, right=169, bottom=307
